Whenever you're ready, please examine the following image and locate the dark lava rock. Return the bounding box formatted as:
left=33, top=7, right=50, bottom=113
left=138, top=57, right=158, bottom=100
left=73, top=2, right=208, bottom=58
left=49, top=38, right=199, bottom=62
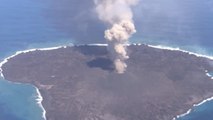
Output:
left=2, top=45, right=213, bottom=120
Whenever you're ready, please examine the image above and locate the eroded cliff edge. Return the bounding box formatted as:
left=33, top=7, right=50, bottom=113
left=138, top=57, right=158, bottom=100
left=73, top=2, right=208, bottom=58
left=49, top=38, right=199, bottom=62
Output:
left=2, top=45, right=213, bottom=120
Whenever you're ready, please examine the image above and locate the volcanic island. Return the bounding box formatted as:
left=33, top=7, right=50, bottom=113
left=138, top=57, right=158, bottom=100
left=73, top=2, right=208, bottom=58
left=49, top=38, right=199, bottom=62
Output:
left=2, top=44, right=213, bottom=120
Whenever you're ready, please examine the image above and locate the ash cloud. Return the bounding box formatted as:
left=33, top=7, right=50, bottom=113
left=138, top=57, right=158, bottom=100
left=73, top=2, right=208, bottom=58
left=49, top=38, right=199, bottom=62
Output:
left=94, top=0, right=138, bottom=73
left=43, top=0, right=213, bottom=47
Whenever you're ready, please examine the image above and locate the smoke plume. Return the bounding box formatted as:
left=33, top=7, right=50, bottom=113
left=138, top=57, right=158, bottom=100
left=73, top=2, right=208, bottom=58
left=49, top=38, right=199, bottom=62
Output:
left=94, top=0, right=138, bottom=74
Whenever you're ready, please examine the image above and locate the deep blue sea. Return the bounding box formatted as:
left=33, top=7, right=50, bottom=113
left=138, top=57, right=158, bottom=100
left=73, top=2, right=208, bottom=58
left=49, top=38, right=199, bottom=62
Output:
left=0, top=0, right=213, bottom=120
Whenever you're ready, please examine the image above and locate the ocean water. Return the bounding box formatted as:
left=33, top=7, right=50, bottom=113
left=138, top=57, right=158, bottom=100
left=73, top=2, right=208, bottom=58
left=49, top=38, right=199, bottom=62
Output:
left=178, top=100, right=213, bottom=120
left=0, top=0, right=72, bottom=120
left=0, top=80, right=43, bottom=120
left=209, top=72, right=213, bottom=77
left=0, top=0, right=213, bottom=120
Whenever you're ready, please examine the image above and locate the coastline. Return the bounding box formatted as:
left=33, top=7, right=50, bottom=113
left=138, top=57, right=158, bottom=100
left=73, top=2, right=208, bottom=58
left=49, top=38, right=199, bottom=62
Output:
left=0, top=43, right=213, bottom=120
left=205, top=70, right=213, bottom=80
left=0, top=43, right=107, bottom=78
left=174, top=109, right=192, bottom=120
left=0, top=46, right=68, bottom=79
left=173, top=96, right=213, bottom=120
left=147, top=44, right=213, bottom=120
left=147, top=44, right=213, bottom=60
left=0, top=45, right=67, bottom=120
left=35, top=86, right=47, bottom=120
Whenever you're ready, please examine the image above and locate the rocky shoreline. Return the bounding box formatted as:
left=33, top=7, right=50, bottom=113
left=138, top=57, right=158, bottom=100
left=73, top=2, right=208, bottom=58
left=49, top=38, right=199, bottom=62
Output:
left=2, top=44, right=213, bottom=120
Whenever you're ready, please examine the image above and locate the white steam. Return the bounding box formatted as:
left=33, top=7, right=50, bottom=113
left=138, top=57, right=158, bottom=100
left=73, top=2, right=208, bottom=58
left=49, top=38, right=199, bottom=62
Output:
left=94, top=0, right=138, bottom=74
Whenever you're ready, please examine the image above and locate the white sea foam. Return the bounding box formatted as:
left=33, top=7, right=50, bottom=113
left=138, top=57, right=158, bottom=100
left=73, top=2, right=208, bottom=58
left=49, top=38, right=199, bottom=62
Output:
left=147, top=44, right=213, bottom=60
left=176, top=109, right=192, bottom=119
left=205, top=70, right=213, bottom=80
left=173, top=96, right=213, bottom=120
left=194, top=96, right=213, bottom=107
left=206, top=73, right=213, bottom=79
left=87, top=43, right=108, bottom=46
left=35, top=87, right=46, bottom=120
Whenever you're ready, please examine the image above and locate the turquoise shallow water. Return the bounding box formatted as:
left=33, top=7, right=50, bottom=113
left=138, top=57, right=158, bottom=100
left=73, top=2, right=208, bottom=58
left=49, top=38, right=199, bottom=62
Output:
left=0, top=79, right=43, bottom=120
left=209, top=72, right=213, bottom=77
left=0, top=0, right=213, bottom=120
